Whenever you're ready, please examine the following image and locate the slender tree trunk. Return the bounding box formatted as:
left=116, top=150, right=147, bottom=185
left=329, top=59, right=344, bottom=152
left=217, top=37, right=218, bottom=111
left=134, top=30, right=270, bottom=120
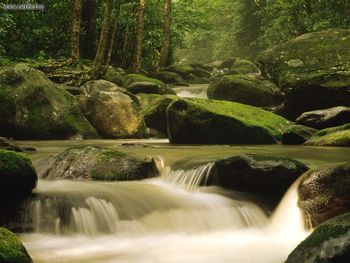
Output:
left=80, top=0, right=97, bottom=59
left=158, top=0, right=172, bottom=70
left=105, top=0, right=121, bottom=67
left=131, top=0, right=146, bottom=72
left=70, top=0, right=82, bottom=63
left=90, top=0, right=113, bottom=79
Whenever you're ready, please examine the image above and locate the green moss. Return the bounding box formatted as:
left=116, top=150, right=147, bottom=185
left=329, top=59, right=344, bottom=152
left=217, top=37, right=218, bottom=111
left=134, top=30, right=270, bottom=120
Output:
left=103, top=68, right=124, bottom=86
left=232, top=59, right=260, bottom=74
left=305, top=123, right=350, bottom=146
left=123, top=74, right=166, bottom=89
left=0, top=228, right=32, bottom=263
left=163, top=64, right=194, bottom=75
left=148, top=71, right=184, bottom=84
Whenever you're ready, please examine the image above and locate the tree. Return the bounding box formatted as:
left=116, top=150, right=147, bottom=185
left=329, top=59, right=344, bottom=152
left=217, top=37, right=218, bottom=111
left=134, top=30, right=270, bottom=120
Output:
left=70, top=0, right=83, bottom=63
left=90, top=0, right=113, bottom=79
left=80, top=0, right=98, bottom=59
left=158, top=0, right=172, bottom=69
left=131, top=0, right=146, bottom=72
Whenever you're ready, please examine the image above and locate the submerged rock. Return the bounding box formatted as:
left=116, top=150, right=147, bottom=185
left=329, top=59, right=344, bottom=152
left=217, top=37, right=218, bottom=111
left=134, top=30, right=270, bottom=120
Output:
left=304, top=123, right=350, bottom=147
left=207, top=74, right=282, bottom=107
left=0, top=64, right=98, bottom=139
left=0, top=227, right=33, bottom=263
left=166, top=98, right=292, bottom=144
left=77, top=80, right=148, bottom=139
left=282, top=125, right=318, bottom=145
left=207, top=154, right=308, bottom=204
left=138, top=94, right=177, bottom=136
left=286, top=213, right=350, bottom=263
left=296, top=106, right=350, bottom=130
left=298, top=163, right=350, bottom=227
left=38, top=145, right=158, bottom=181
left=258, top=29, right=350, bottom=120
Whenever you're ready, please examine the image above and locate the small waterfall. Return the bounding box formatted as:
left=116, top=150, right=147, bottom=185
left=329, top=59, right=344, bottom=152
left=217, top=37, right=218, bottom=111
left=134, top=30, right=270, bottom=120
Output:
left=162, top=162, right=214, bottom=191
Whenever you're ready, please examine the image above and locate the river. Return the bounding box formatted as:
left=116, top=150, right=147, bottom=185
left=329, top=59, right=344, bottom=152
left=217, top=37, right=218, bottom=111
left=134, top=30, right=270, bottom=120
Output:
left=15, top=138, right=350, bottom=263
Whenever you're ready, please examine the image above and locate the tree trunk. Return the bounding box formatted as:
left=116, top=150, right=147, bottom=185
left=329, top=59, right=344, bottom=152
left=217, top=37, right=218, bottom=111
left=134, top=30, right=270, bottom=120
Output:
left=90, top=0, right=113, bottom=79
left=105, top=0, right=121, bottom=67
left=158, top=0, right=172, bottom=70
left=70, top=0, right=82, bottom=63
left=80, top=0, right=97, bottom=59
left=131, top=0, right=146, bottom=72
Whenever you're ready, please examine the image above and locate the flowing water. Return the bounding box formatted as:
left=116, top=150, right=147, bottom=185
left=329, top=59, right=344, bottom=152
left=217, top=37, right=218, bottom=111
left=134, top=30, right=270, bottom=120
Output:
left=14, top=140, right=350, bottom=263
left=173, top=84, right=209, bottom=99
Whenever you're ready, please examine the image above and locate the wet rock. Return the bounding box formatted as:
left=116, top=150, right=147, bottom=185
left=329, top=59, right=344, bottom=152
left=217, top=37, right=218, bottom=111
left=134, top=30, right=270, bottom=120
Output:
left=286, top=213, right=350, bottom=263
left=148, top=71, right=184, bottom=84
left=218, top=57, right=236, bottom=69
left=298, top=163, right=350, bottom=227
left=0, top=137, right=23, bottom=152
left=296, top=106, right=350, bottom=130
left=124, top=74, right=166, bottom=91
left=304, top=123, right=350, bottom=147
left=282, top=125, right=318, bottom=145
left=103, top=67, right=124, bottom=86
left=166, top=98, right=292, bottom=144
left=127, top=81, right=176, bottom=95
left=0, top=64, right=98, bottom=139
left=38, top=145, right=158, bottom=181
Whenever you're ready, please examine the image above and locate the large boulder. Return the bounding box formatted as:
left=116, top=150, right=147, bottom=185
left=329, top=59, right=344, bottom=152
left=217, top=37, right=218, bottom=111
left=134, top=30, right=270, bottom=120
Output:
left=0, top=227, right=32, bottom=263
left=138, top=94, right=177, bottom=136
left=298, top=163, right=350, bottom=227
left=218, top=58, right=236, bottom=69
left=296, top=106, right=350, bottom=130
left=166, top=98, right=292, bottom=144
left=207, top=154, right=308, bottom=204
left=304, top=123, right=350, bottom=147
left=207, top=74, right=283, bottom=107
left=0, top=64, right=98, bottom=139
left=162, top=64, right=205, bottom=84
left=38, top=145, right=158, bottom=181
left=103, top=67, right=124, bottom=86
left=258, top=29, right=350, bottom=120
left=282, top=125, right=318, bottom=145
left=77, top=80, right=149, bottom=139
left=148, top=71, right=184, bottom=84
left=286, top=213, right=350, bottom=263
left=231, top=59, right=260, bottom=74
left=127, top=81, right=176, bottom=95
left=123, top=74, right=166, bottom=90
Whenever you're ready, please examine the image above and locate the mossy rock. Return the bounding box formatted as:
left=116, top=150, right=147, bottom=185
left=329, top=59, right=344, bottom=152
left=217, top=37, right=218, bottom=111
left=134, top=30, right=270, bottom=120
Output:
left=282, top=125, right=318, bottom=145
left=218, top=58, right=236, bottom=69
left=231, top=59, right=260, bottom=74
left=304, top=123, right=350, bottom=147
left=192, top=67, right=211, bottom=79
left=298, top=163, right=350, bottom=227
left=258, top=29, right=350, bottom=120
left=162, top=64, right=194, bottom=77
left=0, top=227, right=32, bottom=263
left=39, top=145, right=158, bottom=181
left=103, top=67, right=124, bottom=86
left=207, top=153, right=309, bottom=205
left=148, top=71, right=184, bottom=84
left=123, top=74, right=166, bottom=90
left=166, top=98, right=292, bottom=144
left=296, top=106, right=350, bottom=130
left=208, top=74, right=283, bottom=107
left=0, top=64, right=98, bottom=139
left=78, top=80, right=149, bottom=139
left=286, top=213, right=350, bottom=263
left=127, top=81, right=176, bottom=95
left=189, top=63, right=214, bottom=72
left=138, top=94, right=178, bottom=136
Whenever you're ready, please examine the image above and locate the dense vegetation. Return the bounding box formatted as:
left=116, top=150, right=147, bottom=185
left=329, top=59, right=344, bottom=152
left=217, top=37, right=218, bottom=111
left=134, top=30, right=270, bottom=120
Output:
left=1, top=0, right=350, bottom=71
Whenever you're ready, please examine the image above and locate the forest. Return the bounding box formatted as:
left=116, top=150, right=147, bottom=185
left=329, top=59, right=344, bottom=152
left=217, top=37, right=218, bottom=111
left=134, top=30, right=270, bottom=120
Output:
left=0, top=1, right=350, bottom=263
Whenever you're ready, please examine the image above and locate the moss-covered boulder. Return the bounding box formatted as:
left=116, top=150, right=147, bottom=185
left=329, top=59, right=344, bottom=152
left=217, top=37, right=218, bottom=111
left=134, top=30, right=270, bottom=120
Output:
left=148, top=71, right=184, bottom=84
left=258, top=29, right=350, bottom=120
left=282, top=125, right=318, bottom=145
left=138, top=94, right=178, bottom=136
left=39, top=145, right=158, bottom=181
left=189, top=63, right=214, bottom=72
left=123, top=74, right=166, bottom=90
left=207, top=74, right=283, bottom=107
left=207, top=154, right=308, bottom=204
left=163, top=64, right=194, bottom=77
left=192, top=67, right=211, bottom=79
left=218, top=58, right=236, bottom=69
left=0, top=227, right=32, bottom=263
left=298, top=163, right=350, bottom=227
left=286, top=213, right=350, bottom=263
left=297, top=106, right=350, bottom=130
left=127, top=81, right=176, bottom=95
left=77, top=80, right=148, bottom=139
left=103, top=67, right=124, bottom=86
left=166, top=98, right=292, bottom=144
left=0, top=64, right=98, bottom=139
left=231, top=59, right=260, bottom=74
left=162, top=64, right=207, bottom=84
left=304, top=124, right=350, bottom=147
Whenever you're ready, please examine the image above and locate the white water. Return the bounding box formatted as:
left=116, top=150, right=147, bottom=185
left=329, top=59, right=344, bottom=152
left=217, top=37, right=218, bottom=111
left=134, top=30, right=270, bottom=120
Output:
left=19, top=162, right=309, bottom=263
left=173, top=84, right=209, bottom=99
